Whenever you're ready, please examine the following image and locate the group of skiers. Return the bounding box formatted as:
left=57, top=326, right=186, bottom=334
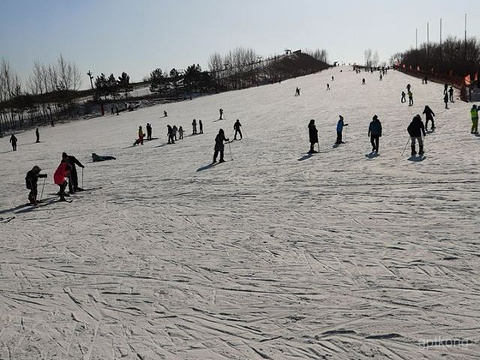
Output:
left=8, top=128, right=41, bottom=151
left=307, top=103, right=440, bottom=157
left=25, top=152, right=84, bottom=205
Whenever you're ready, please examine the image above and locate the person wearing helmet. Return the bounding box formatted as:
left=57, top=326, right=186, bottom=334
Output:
left=25, top=165, right=47, bottom=205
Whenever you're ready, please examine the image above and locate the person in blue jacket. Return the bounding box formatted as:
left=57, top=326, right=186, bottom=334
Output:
left=368, top=115, right=382, bottom=153
left=335, top=115, right=348, bottom=144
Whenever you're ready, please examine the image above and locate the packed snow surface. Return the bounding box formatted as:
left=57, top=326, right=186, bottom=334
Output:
left=1, top=67, right=479, bottom=359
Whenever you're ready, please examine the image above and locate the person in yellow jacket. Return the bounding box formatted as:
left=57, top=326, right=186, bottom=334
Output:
left=134, top=126, right=145, bottom=145
left=471, top=105, right=478, bottom=134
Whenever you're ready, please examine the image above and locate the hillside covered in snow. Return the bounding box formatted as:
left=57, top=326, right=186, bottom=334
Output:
left=0, top=66, right=479, bottom=359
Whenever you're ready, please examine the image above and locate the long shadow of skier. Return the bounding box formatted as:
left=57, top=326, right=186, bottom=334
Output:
left=298, top=153, right=314, bottom=161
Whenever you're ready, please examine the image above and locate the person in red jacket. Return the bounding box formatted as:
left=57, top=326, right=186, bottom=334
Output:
left=54, top=153, right=71, bottom=201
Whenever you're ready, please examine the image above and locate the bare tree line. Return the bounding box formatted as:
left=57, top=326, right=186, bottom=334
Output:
left=0, top=54, right=82, bottom=135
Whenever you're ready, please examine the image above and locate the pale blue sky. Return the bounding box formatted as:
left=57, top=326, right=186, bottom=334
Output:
left=1, top=0, right=479, bottom=89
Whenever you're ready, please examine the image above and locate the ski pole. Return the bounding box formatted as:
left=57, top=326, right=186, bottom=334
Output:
left=82, top=167, right=84, bottom=188
left=228, top=141, right=233, bottom=161
left=39, top=177, right=46, bottom=201
left=401, top=138, right=411, bottom=156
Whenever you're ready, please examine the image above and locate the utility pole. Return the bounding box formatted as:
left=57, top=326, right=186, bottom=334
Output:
left=87, top=70, right=95, bottom=101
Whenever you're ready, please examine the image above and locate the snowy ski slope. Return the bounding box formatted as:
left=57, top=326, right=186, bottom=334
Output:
left=0, top=66, right=479, bottom=359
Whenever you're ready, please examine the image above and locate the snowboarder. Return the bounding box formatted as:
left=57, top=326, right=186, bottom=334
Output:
left=167, top=125, right=175, bottom=144
left=423, top=105, right=436, bottom=131
left=335, top=115, right=348, bottom=144
left=25, top=165, right=47, bottom=205
left=408, top=90, right=413, bottom=106
left=63, top=152, right=84, bottom=194
left=35, top=128, right=40, bottom=143
left=9, top=134, right=17, bottom=151
left=213, top=129, right=229, bottom=163
left=146, top=123, right=152, bottom=140
left=234, top=119, right=242, bottom=140
left=308, top=119, right=318, bottom=153
left=54, top=155, right=71, bottom=201
left=407, top=115, right=426, bottom=156
left=92, top=153, right=116, bottom=162
left=172, top=125, right=178, bottom=140
left=401, top=91, right=406, bottom=103
left=178, top=126, right=184, bottom=140
left=199, top=120, right=203, bottom=134
left=448, top=86, right=454, bottom=102
left=443, top=93, right=449, bottom=109
left=192, top=119, right=197, bottom=135
left=219, top=108, right=224, bottom=120
left=471, top=104, right=479, bottom=134
left=368, top=115, right=382, bottom=153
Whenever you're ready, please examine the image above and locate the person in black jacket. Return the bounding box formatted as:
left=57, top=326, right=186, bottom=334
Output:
left=443, top=93, right=449, bottom=109
left=25, top=165, right=47, bottom=204
left=146, top=123, right=152, bottom=140
left=63, top=152, right=84, bottom=193
left=213, top=129, right=229, bottom=163
left=35, top=128, right=40, bottom=143
left=448, top=86, right=454, bottom=102
left=407, top=115, right=426, bottom=156
left=308, top=119, right=318, bottom=153
left=422, top=105, right=436, bottom=130
left=234, top=119, right=242, bottom=140
left=368, top=115, right=382, bottom=153
left=10, top=134, right=17, bottom=151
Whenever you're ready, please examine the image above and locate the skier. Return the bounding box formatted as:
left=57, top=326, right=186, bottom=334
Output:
left=178, top=126, right=184, bottom=140
left=471, top=104, right=479, bottom=134
left=167, top=125, right=175, bottom=144
left=335, top=115, right=348, bottom=144
left=172, top=125, right=178, bottom=140
left=111, top=106, right=115, bottom=115
left=234, top=119, right=242, bottom=140
left=379, top=74, right=383, bottom=81
left=35, top=128, right=40, bottom=143
left=63, top=152, right=84, bottom=194
left=406, top=84, right=411, bottom=92
left=327, top=83, right=330, bottom=90
left=92, top=153, right=116, bottom=162
left=443, top=92, right=449, bottom=109
left=25, top=165, right=47, bottom=205
left=308, top=119, right=318, bottom=153
left=332, top=76, right=334, bottom=81
left=401, top=91, right=406, bottom=103
left=295, top=87, right=301, bottom=96
left=407, top=115, right=426, bottom=156
left=199, top=120, right=203, bottom=134
left=164, top=110, right=168, bottom=117
left=423, top=105, right=436, bottom=131
left=192, top=119, right=197, bottom=135
left=362, top=78, right=365, bottom=85
left=219, top=108, right=224, bottom=120
left=146, top=123, right=152, bottom=140
left=448, top=86, right=454, bottom=102
left=408, top=90, right=414, bottom=106
left=134, top=126, right=145, bottom=145
left=9, top=134, right=17, bottom=151
left=213, top=129, right=229, bottom=163
left=368, top=115, right=382, bottom=153
left=54, top=155, right=71, bottom=201
left=444, top=83, right=448, bottom=95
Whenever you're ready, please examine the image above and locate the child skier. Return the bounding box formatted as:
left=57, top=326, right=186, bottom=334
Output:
left=25, top=165, right=47, bottom=205
left=54, top=154, right=71, bottom=201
